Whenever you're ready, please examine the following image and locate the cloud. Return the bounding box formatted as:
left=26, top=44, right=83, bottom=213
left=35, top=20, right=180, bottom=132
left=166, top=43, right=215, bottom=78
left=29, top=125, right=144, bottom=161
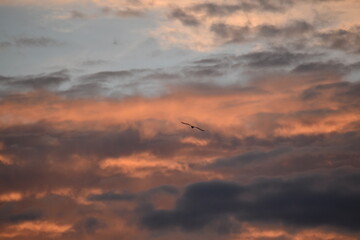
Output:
left=0, top=37, right=64, bottom=50
left=210, top=23, right=250, bottom=43
left=210, top=20, right=314, bottom=45
left=257, top=20, right=314, bottom=38
left=190, top=0, right=295, bottom=16
left=292, top=61, right=349, bottom=74
left=0, top=88, right=358, bottom=239
left=81, top=70, right=133, bottom=81
left=241, top=49, right=316, bottom=67
left=205, top=147, right=292, bottom=169
left=0, top=41, right=11, bottom=49
left=3, top=211, right=42, bottom=225
left=1, top=1, right=359, bottom=239
left=168, top=8, right=200, bottom=27
left=0, top=204, right=42, bottom=227
left=151, top=1, right=360, bottom=52
left=0, top=70, right=69, bottom=97
left=142, top=169, right=360, bottom=231
left=69, top=10, right=88, bottom=19
left=80, top=59, right=109, bottom=66
left=316, top=26, right=360, bottom=53
left=100, top=7, right=144, bottom=18
left=87, top=192, right=137, bottom=202
left=15, top=37, right=64, bottom=48
left=87, top=185, right=177, bottom=201
left=72, top=217, right=105, bottom=234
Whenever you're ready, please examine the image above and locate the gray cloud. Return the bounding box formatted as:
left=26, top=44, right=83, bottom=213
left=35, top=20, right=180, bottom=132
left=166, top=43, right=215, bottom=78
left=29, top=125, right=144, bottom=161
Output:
left=6, top=211, right=42, bottom=224
left=0, top=41, right=12, bottom=49
left=190, top=0, right=295, bottom=16
left=168, top=8, right=200, bottom=27
left=316, top=26, right=360, bottom=53
left=257, top=20, right=314, bottom=38
left=0, top=205, right=42, bottom=227
left=70, top=10, right=88, bottom=19
left=142, top=169, right=360, bottom=231
left=81, top=70, right=133, bottom=81
left=80, top=59, right=109, bottom=66
left=210, top=20, right=314, bottom=45
left=206, top=147, right=291, bottom=169
left=0, top=37, right=64, bottom=49
left=0, top=70, right=70, bottom=97
left=241, top=50, right=316, bottom=67
left=88, top=192, right=137, bottom=202
left=292, top=60, right=349, bottom=74
left=15, top=37, right=64, bottom=48
left=210, top=23, right=250, bottom=43
left=72, top=217, right=105, bottom=234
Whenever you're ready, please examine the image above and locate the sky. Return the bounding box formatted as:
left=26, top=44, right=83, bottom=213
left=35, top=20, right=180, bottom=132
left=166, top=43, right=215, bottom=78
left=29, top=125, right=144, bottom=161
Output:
left=0, top=0, right=360, bottom=239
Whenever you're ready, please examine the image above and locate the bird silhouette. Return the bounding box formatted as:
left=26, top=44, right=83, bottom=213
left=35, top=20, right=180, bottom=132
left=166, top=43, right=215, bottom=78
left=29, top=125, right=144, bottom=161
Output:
left=181, top=122, right=205, bottom=131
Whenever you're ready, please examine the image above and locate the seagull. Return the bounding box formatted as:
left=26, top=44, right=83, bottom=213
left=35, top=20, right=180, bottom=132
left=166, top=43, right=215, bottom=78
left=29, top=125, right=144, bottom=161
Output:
left=181, top=122, right=205, bottom=131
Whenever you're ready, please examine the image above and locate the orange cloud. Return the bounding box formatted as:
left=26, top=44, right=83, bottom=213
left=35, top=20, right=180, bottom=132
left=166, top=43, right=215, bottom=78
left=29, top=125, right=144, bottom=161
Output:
left=0, top=74, right=357, bottom=139
left=0, top=192, right=23, bottom=202
left=0, top=221, right=72, bottom=238
left=230, top=224, right=359, bottom=240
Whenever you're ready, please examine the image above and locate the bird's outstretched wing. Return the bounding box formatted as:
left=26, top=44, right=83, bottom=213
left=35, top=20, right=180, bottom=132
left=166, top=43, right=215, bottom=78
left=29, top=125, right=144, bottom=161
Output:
left=181, top=122, right=191, bottom=126
left=195, top=127, right=205, bottom=131
left=181, top=122, right=205, bottom=131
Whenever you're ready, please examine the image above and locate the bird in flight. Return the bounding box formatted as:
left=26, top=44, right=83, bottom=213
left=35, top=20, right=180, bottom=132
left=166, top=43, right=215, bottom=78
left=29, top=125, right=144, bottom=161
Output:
left=181, top=122, right=205, bottom=131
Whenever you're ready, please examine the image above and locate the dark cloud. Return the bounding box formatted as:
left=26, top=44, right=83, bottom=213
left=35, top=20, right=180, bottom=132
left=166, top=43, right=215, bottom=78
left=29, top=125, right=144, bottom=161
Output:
left=166, top=3, right=360, bottom=56
left=292, top=60, right=349, bottom=74
left=87, top=192, right=137, bottom=202
left=168, top=8, right=200, bottom=27
left=15, top=37, right=64, bottom=48
left=70, top=10, right=88, bottom=19
left=0, top=124, right=141, bottom=192
left=61, top=82, right=107, bottom=98
left=208, top=18, right=360, bottom=56
left=82, top=70, right=133, bottom=81
left=80, top=59, right=109, bottom=66
left=0, top=118, right=207, bottom=193
left=210, top=23, right=250, bottom=43
left=206, top=147, right=291, bottom=168
left=87, top=185, right=178, bottom=202
left=193, top=57, right=225, bottom=65
left=300, top=80, right=360, bottom=107
left=241, top=50, right=315, bottom=67
left=190, top=3, right=244, bottom=16
left=190, top=0, right=295, bottom=16
left=316, top=26, right=360, bottom=53
left=257, top=20, right=314, bottom=38
left=147, top=185, right=178, bottom=195
left=73, top=217, right=105, bottom=234
left=12, top=71, right=69, bottom=89
left=7, top=211, right=42, bottom=224
left=0, top=205, right=42, bottom=226
left=142, top=169, right=360, bottom=231
left=0, top=37, right=64, bottom=49
left=201, top=131, right=360, bottom=177
left=0, top=41, right=12, bottom=49
left=0, top=70, right=70, bottom=97
left=0, top=123, right=140, bottom=160
left=210, top=20, right=314, bottom=44
left=184, top=65, right=225, bottom=78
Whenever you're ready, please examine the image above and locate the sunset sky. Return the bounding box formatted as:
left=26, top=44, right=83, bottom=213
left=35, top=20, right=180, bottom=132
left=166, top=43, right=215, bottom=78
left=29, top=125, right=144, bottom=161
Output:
left=1, top=0, right=360, bottom=239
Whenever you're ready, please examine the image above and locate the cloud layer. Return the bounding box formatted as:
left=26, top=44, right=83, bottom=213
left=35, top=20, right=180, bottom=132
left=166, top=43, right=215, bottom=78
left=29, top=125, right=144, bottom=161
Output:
left=0, top=0, right=360, bottom=240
